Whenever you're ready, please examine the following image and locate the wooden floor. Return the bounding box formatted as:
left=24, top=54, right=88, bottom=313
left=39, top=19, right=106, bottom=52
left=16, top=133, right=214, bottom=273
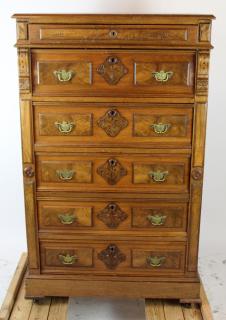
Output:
left=0, top=253, right=213, bottom=320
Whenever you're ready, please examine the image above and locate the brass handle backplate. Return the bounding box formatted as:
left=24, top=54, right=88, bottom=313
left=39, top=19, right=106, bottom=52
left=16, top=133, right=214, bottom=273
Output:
left=55, top=121, right=74, bottom=134
left=56, top=169, right=75, bottom=181
left=58, top=253, right=78, bottom=265
left=58, top=213, right=76, bottom=225
left=151, top=123, right=171, bottom=134
left=54, top=69, right=74, bottom=82
left=147, top=214, right=167, bottom=226
left=152, top=70, right=173, bottom=82
left=147, top=256, right=166, bottom=267
left=149, top=170, right=168, bottom=182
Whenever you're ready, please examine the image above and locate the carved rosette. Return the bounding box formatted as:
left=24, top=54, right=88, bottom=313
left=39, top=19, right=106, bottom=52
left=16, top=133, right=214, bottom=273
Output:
left=97, top=109, right=128, bottom=137
left=98, top=244, right=126, bottom=269
left=97, top=203, right=128, bottom=228
left=191, top=167, right=203, bottom=181
left=97, top=56, right=128, bottom=85
left=97, top=158, right=127, bottom=185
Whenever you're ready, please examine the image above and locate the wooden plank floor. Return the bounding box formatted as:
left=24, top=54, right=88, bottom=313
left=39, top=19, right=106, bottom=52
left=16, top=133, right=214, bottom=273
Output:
left=0, top=253, right=212, bottom=320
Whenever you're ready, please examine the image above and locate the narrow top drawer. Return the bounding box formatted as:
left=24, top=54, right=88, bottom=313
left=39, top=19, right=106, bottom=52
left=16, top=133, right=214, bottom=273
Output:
left=29, top=24, right=199, bottom=47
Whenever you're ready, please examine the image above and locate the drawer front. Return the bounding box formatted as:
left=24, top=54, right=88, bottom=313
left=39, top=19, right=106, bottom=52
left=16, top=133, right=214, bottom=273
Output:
left=38, top=200, right=188, bottom=232
left=32, top=50, right=195, bottom=97
left=34, top=104, right=193, bottom=147
left=41, top=244, right=94, bottom=269
left=36, top=154, right=190, bottom=193
left=29, top=24, right=198, bottom=46
left=40, top=241, right=186, bottom=275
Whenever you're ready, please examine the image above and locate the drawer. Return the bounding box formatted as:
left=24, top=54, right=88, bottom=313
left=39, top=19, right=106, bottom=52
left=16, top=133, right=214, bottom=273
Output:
left=29, top=24, right=198, bottom=46
left=36, top=154, right=190, bottom=193
left=32, top=50, right=195, bottom=97
left=40, top=241, right=186, bottom=275
left=34, top=104, right=193, bottom=147
left=38, top=200, right=188, bottom=232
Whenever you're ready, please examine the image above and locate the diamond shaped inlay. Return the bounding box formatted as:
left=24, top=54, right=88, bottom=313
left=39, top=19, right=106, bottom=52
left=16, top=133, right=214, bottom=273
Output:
left=97, top=109, right=128, bottom=137
left=97, top=203, right=128, bottom=228
left=97, top=158, right=127, bottom=185
left=98, top=244, right=126, bottom=269
left=97, top=56, right=128, bottom=85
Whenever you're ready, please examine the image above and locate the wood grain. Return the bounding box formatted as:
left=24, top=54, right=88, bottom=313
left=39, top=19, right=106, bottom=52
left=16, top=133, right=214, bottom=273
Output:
left=48, top=298, right=68, bottom=320
left=145, top=300, right=166, bottom=320
left=164, top=301, right=184, bottom=320
left=9, top=283, right=33, bottom=320
left=0, top=254, right=27, bottom=320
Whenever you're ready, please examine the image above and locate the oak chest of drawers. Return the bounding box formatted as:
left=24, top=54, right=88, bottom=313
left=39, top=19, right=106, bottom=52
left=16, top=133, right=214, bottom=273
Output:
left=13, top=14, right=214, bottom=300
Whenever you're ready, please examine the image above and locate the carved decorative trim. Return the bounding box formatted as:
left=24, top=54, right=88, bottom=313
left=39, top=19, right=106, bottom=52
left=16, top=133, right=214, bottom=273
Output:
left=191, top=167, right=203, bottom=181
left=18, top=49, right=31, bottom=93
left=23, top=163, right=35, bottom=184
left=97, top=203, right=128, bottom=228
left=18, top=49, right=30, bottom=76
left=199, top=23, right=211, bottom=42
left=98, top=244, right=126, bottom=269
left=196, top=51, right=210, bottom=96
left=19, top=78, right=30, bottom=91
left=17, top=22, right=28, bottom=40
left=97, top=109, right=128, bottom=137
left=196, top=79, right=208, bottom=93
left=97, top=56, right=128, bottom=85
left=97, top=158, right=127, bottom=185
left=24, top=166, right=35, bottom=178
left=198, top=53, right=210, bottom=76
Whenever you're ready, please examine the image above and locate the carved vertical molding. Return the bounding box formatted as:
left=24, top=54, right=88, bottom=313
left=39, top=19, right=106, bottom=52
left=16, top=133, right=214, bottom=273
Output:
left=196, top=51, right=210, bottom=96
left=18, top=48, right=31, bottom=94
left=20, top=100, right=39, bottom=272
left=187, top=170, right=203, bottom=272
left=188, top=48, right=210, bottom=272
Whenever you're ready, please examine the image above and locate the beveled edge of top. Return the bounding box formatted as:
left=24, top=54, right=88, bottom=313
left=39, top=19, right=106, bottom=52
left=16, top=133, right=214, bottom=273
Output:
left=12, top=13, right=215, bottom=24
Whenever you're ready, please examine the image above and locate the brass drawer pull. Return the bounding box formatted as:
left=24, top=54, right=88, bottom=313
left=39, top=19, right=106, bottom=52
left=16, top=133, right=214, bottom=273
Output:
left=59, top=253, right=78, bottom=265
left=151, top=123, right=171, bottom=134
left=55, top=121, right=74, bottom=134
left=56, top=169, right=75, bottom=181
left=147, top=256, right=166, bottom=267
left=152, top=70, right=173, bottom=82
left=54, top=69, right=75, bottom=82
left=149, top=170, right=168, bottom=182
left=58, top=213, right=76, bottom=225
left=147, top=214, right=167, bottom=226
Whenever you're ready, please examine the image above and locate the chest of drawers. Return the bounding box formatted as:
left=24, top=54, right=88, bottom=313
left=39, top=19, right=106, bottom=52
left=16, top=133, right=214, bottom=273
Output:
left=13, top=14, right=214, bottom=301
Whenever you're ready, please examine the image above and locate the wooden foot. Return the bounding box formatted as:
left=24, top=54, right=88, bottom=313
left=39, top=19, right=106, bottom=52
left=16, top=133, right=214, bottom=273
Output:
left=180, top=298, right=201, bottom=305
left=31, top=297, right=46, bottom=304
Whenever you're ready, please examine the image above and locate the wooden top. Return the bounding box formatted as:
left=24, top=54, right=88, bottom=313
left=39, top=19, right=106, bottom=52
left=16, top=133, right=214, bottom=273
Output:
left=12, top=13, right=215, bottom=24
